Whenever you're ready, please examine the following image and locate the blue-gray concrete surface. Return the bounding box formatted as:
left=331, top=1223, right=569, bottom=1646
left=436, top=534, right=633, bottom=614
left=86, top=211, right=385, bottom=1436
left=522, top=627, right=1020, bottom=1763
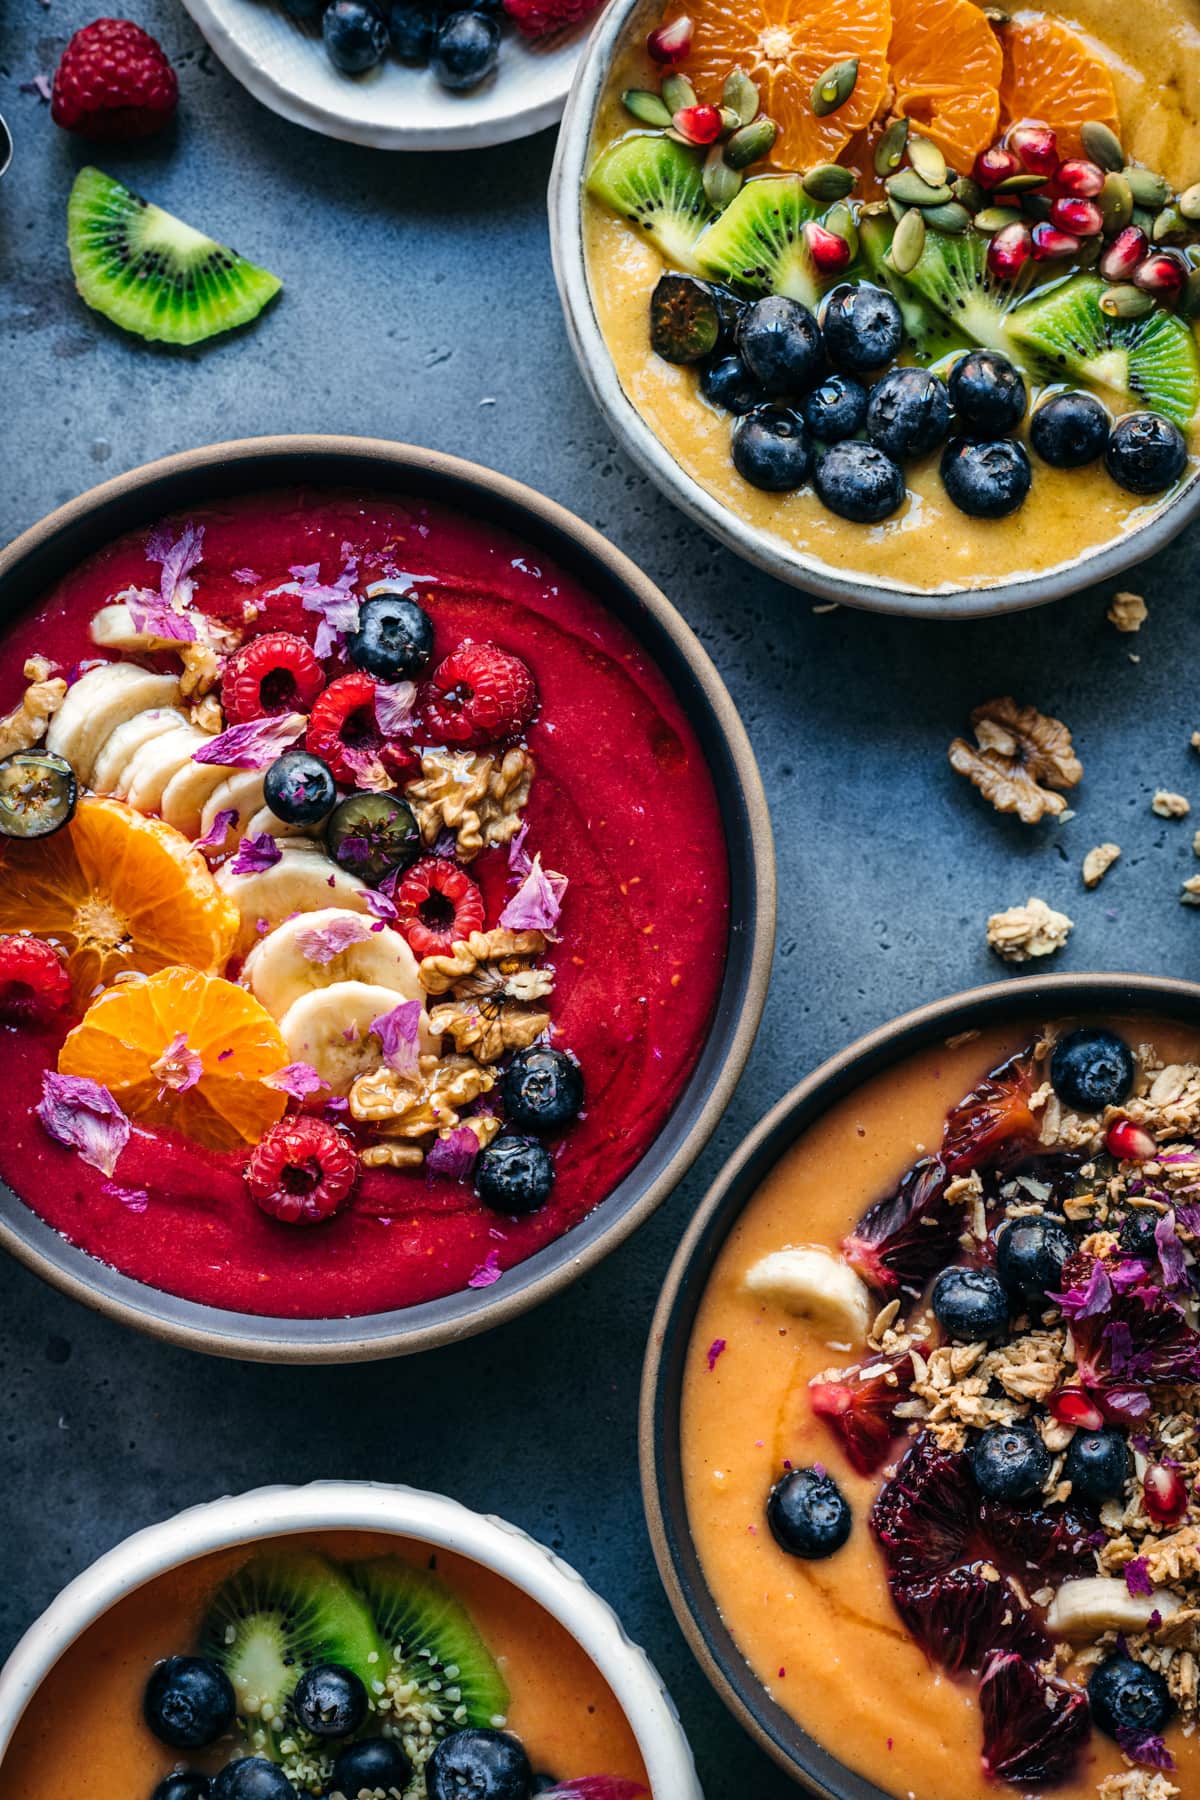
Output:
left=2, top=9, right=1199, bottom=1796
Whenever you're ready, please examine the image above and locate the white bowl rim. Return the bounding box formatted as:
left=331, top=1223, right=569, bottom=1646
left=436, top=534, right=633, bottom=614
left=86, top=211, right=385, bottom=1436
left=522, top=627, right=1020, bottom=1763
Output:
left=0, top=1479, right=700, bottom=1796
left=547, top=0, right=1200, bottom=621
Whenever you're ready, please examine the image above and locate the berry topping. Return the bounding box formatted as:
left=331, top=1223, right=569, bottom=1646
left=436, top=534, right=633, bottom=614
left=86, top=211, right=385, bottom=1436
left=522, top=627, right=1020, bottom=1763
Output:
left=942, top=1052, right=1038, bottom=1174
left=500, top=1047, right=584, bottom=1132
left=973, top=145, right=1020, bottom=187
left=327, top=793, right=421, bottom=887
left=1063, top=1428, right=1130, bottom=1506
left=1050, top=196, right=1104, bottom=237
left=980, top=1653, right=1090, bottom=1785
left=504, top=0, right=600, bottom=38
left=431, top=11, right=500, bottom=89
left=1088, top=1654, right=1174, bottom=1740
left=731, top=407, right=812, bottom=492
left=970, top=1422, right=1052, bottom=1502
left=423, top=642, right=537, bottom=747
left=766, top=1467, right=852, bottom=1559
left=940, top=438, right=1032, bottom=519
left=263, top=750, right=337, bottom=827
left=322, top=0, right=389, bottom=72
left=223, top=633, right=325, bottom=727
left=1119, top=1207, right=1161, bottom=1257
left=931, top=1266, right=1010, bottom=1342
left=0, top=935, right=71, bottom=1025
left=1029, top=391, right=1110, bottom=468
left=212, top=1760, right=297, bottom=1800
left=801, top=373, right=867, bottom=443
left=977, top=1496, right=1097, bottom=1575
left=392, top=856, right=485, bottom=958
left=1050, top=1027, right=1136, bottom=1113
left=0, top=749, right=78, bottom=840
left=291, top=1663, right=367, bottom=1738
left=306, top=671, right=418, bottom=789
left=346, top=591, right=435, bottom=681
left=735, top=295, right=825, bottom=396
left=1032, top=222, right=1082, bottom=260
left=813, top=441, right=906, bottom=524
left=894, top=1565, right=1046, bottom=1676
left=475, top=1134, right=555, bottom=1215
left=809, top=1344, right=922, bottom=1474
left=1056, top=157, right=1105, bottom=196
left=842, top=1157, right=959, bottom=1296
left=820, top=283, right=903, bottom=374
left=986, top=220, right=1034, bottom=282
left=1047, top=1387, right=1106, bottom=1433
left=144, top=1656, right=236, bottom=1750
left=865, top=367, right=951, bottom=460
left=51, top=18, right=178, bottom=142
left=1133, top=251, right=1189, bottom=301
left=1143, top=1461, right=1188, bottom=1525
left=389, top=3, right=436, bottom=63
left=674, top=104, right=724, bottom=147
left=1106, top=1118, right=1157, bottom=1162
left=152, top=1776, right=211, bottom=1800
left=996, top=1215, right=1076, bottom=1302
left=1099, top=226, right=1150, bottom=282
left=947, top=350, right=1027, bottom=435
left=1106, top=412, right=1189, bottom=496
left=1008, top=121, right=1059, bottom=177
left=426, top=1729, right=531, bottom=1800
left=650, top=273, right=741, bottom=365
left=646, top=13, right=692, bottom=62
left=699, top=354, right=765, bottom=416
left=870, top=1436, right=973, bottom=1584
left=329, top=1740, right=413, bottom=1798
left=245, top=1117, right=358, bottom=1226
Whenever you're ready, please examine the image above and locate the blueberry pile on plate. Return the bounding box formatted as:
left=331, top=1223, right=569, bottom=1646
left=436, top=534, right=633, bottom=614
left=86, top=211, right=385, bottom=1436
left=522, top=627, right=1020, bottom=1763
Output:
left=285, top=0, right=505, bottom=91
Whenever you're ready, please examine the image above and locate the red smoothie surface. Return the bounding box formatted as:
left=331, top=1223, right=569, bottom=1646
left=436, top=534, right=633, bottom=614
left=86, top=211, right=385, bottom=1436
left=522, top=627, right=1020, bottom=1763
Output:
left=0, top=488, right=729, bottom=1317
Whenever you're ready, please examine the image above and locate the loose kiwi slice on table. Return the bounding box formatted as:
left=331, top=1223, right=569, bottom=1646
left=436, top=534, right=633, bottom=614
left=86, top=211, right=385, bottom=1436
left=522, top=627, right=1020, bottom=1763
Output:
left=67, top=166, right=281, bottom=347
left=887, top=230, right=1032, bottom=357
left=693, top=175, right=827, bottom=307
left=349, top=1558, right=510, bottom=1738
left=1008, top=275, right=1200, bottom=428
left=586, top=135, right=716, bottom=273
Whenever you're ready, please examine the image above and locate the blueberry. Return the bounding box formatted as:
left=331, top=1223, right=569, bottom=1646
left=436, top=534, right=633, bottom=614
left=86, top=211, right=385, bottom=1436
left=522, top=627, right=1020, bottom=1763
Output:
left=431, top=10, right=499, bottom=89
left=327, top=793, right=421, bottom=885
left=766, top=1467, right=852, bottom=1559
left=322, top=0, right=388, bottom=71
left=426, top=1728, right=531, bottom=1800
left=940, top=437, right=1032, bottom=517
left=813, top=440, right=906, bottom=523
left=731, top=406, right=811, bottom=491
left=0, top=749, right=78, bottom=840
left=1106, top=411, right=1188, bottom=495
left=995, top=1216, right=1076, bottom=1304
left=820, top=283, right=903, bottom=374
left=264, top=750, right=337, bottom=827
left=292, top=1664, right=367, bottom=1739
left=500, top=1048, right=583, bottom=1131
left=1063, top=1429, right=1130, bottom=1506
left=153, top=1778, right=211, bottom=1800
left=281, top=0, right=323, bottom=18
left=1119, top=1208, right=1160, bottom=1258
left=970, top=1422, right=1052, bottom=1502
left=699, top=354, right=765, bottom=415
left=1088, top=1654, right=1174, bottom=1740
left=388, top=1, right=436, bottom=60
left=801, top=372, right=867, bottom=442
left=1030, top=391, right=1110, bottom=468
left=476, top=1135, right=555, bottom=1215
left=327, top=1737, right=413, bottom=1796
left=735, top=295, right=825, bottom=396
left=650, top=274, right=742, bottom=364
left=931, top=1265, right=1010, bottom=1342
left=144, top=1657, right=236, bottom=1750
left=948, top=350, right=1027, bottom=435
left=865, top=367, right=951, bottom=459
left=347, top=591, right=435, bottom=679
left=212, top=1763, right=297, bottom=1800
left=1050, top=1028, right=1136, bottom=1113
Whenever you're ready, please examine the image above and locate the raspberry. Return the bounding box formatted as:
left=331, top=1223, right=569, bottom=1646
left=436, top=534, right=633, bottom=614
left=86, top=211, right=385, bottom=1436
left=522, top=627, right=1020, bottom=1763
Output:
left=306, top=672, right=419, bottom=790
left=51, top=18, right=178, bottom=142
left=502, top=0, right=601, bottom=37
left=422, top=641, right=536, bottom=747
left=245, top=1116, right=358, bottom=1225
left=392, top=858, right=485, bottom=959
left=222, top=632, right=326, bottom=726
left=0, top=936, right=71, bottom=1025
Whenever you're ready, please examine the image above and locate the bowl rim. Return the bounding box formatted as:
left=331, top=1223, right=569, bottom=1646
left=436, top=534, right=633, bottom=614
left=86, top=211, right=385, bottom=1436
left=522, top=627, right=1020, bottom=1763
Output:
left=0, top=1478, right=702, bottom=1796
left=639, top=970, right=1200, bottom=1797
left=547, top=0, right=1200, bottom=622
left=0, top=433, right=775, bottom=1363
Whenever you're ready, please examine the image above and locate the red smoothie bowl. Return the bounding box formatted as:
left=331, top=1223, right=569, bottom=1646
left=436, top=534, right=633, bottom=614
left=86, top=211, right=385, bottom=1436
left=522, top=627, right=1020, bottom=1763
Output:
left=0, top=436, right=773, bottom=1361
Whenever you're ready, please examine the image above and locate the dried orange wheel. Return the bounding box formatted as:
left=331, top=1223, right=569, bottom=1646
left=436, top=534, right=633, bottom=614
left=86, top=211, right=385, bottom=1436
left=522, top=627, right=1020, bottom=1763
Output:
left=662, top=0, right=890, bottom=171
left=999, top=15, right=1119, bottom=158
left=59, top=966, right=289, bottom=1150
left=0, top=795, right=238, bottom=1009
left=888, top=0, right=1003, bottom=171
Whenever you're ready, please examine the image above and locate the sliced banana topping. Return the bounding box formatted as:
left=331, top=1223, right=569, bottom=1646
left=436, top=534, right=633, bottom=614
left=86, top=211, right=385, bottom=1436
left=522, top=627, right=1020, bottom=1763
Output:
left=1044, top=1577, right=1182, bottom=1640
left=278, top=980, right=438, bottom=1096
left=89, top=601, right=189, bottom=654
left=46, top=663, right=182, bottom=784
left=217, top=841, right=370, bottom=955
left=242, top=909, right=422, bottom=1021
left=91, top=707, right=188, bottom=795
left=200, top=770, right=268, bottom=850
left=743, top=1246, right=873, bottom=1346
left=121, top=724, right=212, bottom=815
left=160, top=756, right=239, bottom=839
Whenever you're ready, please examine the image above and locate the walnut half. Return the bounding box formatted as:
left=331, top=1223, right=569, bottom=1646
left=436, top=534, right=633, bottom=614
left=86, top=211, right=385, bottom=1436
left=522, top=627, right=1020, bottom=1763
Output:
left=950, top=696, right=1082, bottom=824
left=419, top=928, right=553, bottom=1064
left=406, top=747, right=533, bottom=862
left=0, top=657, right=68, bottom=761
left=348, top=1052, right=495, bottom=1136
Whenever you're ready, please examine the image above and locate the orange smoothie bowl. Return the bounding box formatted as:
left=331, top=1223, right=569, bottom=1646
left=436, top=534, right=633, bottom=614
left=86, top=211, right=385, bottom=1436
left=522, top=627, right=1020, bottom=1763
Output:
left=0, top=436, right=773, bottom=1362
left=0, top=1480, right=701, bottom=1799
left=643, top=973, right=1200, bottom=1800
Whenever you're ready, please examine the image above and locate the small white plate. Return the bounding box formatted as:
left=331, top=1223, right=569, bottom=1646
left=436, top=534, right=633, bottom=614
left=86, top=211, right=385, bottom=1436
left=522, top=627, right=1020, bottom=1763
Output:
left=180, top=0, right=594, bottom=150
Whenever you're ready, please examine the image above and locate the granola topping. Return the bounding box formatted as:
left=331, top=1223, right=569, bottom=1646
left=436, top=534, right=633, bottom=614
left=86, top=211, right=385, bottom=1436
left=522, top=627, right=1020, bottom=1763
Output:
left=1107, top=592, right=1149, bottom=634
left=1083, top=843, right=1122, bottom=889
left=987, top=896, right=1074, bottom=962
left=0, top=657, right=67, bottom=761
left=950, top=697, right=1083, bottom=825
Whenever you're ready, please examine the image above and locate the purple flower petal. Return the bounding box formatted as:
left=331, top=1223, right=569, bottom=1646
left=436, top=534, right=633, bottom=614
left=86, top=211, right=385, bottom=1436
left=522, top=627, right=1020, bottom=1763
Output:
left=498, top=853, right=567, bottom=937
left=468, top=1249, right=502, bottom=1289
left=231, top=833, right=283, bottom=877
left=150, top=1031, right=203, bottom=1094
left=364, top=890, right=398, bottom=924
left=294, top=915, right=372, bottom=964
left=37, top=1073, right=130, bottom=1177
left=126, top=591, right=198, bottom=642
left=508, top=820, right=532, bottom=879
left=1115, top=1729, right=1175, bottom=1771
left=426, top=1127, right=480, bottom=1182
left=1155, top=1211, right=1189, bottom=1291
left=1104, top=1319, right=1136, bottom=1378
left=1124, top=1557, right=1154, bottom=1598
left=101, top=1182, right=149, bottom=1214
left=194, top=808, right=238, bottom=852
left=147, top=520, right=205, bottom=610
left=194, top=713, right=306, bottom=770
left=268, top=558, right=360, bottom=660
left=375, top=680, right=417, bottom=736
left=706, top=1337, right=727, bottom=1372
left=371, top=999, right=422, bottom=1073
left=264, top=1062, right=330, bottom=1102
left=1050, top=1260, right=1114, bottom=1319
left=534, top=1783, right=649, bottom=1800
left=233, top=567, right=261, bottom=585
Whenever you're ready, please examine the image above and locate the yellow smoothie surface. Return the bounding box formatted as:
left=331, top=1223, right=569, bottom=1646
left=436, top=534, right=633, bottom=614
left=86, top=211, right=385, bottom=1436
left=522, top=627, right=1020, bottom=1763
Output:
left=681, top=1019, right=1200, bottom=1800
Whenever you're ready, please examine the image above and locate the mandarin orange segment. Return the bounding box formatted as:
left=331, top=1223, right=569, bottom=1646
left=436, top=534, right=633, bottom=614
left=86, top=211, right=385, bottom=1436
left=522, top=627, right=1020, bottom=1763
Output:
left=888, top=0, right=1003, bottom=170
left=0, top=796, right=238, bottom=1009
left=999, top=14, right=1119, bottom=158
left=59, top=967, right=289, bottom=1150
left=664, top=0, right=891, bottom=171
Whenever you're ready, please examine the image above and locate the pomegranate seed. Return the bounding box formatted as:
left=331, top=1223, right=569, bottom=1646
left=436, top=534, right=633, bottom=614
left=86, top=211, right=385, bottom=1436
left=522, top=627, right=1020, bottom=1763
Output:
left=805, top=220, right=852, bottom=275
left=1051, top=196, right=1104, bottom=237
left=1032, top=222, right=1081, bottom=261
left=1056, top=158, right=1105, bottom=197
left=648, top=13, right=693, bottom=63
left=987, top=220, right=1033, bottom=280
left=672, top=102, right=721, bottom=145
left=974, top=145, right=1020, bottom=189
left=1048, top=1387, right=1106, bottom=1433
left=1100, top=225, right=1150, bottom=281
left=1143, top=1463, right=1189, bottom=1525
left=1133, top=251, right=1188, bottom=300
left=1105, top=1118, right=1157, bottom=1162
left=1008, top=121, right=1059, bottom=177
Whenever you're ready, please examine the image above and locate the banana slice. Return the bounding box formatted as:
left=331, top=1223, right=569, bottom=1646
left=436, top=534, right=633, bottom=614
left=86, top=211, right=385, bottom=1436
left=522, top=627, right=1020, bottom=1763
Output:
left=244, top=804, right=324, bottom=845
left=278, top=981, right=437, bottom=1096
left=243, top=909, right=423, bottom=1020
left=1044, top=1578, right=1181, bottom=1640
left=200, top=770, right=267, bottom=849
left=217, top=841, right=370, bottom=955
left=91, top=707, right=188, bottom=796
left=122, top=725, right=211, bottom=815
left=46, top=664, right=182, bottom=784
left=743, top=1246, right=873, bottom=1346
left=90, top=602, right=189, bottom=654
left=160, top=757, right=238, bottom=840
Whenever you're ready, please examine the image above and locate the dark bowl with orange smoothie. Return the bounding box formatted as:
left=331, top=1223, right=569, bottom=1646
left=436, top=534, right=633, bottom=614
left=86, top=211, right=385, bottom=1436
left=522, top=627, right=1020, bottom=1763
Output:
left=0, top=436, right=773, bottom=1362
left=644, top=973, right=1200, bottom=1800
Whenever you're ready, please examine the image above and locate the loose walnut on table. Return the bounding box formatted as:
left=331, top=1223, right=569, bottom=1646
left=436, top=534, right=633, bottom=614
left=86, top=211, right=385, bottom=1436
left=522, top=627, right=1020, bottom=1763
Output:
left=949, top=696, right=1082, bottom=824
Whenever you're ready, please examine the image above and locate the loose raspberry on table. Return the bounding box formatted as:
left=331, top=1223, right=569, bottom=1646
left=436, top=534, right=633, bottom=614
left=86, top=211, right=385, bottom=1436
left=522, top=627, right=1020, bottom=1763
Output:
left=245, top=1116, right=358, bottom=1225
left=306, top=672, right=419, bottom=790
left=222, top=632, right=325, bottom=726
left=422, top=641, right=537, bottom=747
left=51, top=18, right=179, bottom=142
left=392, top=857, right=485, bottom=959
left=0, top=935, right=71, bottom=1025
left=502, top=0, right=601, bottom=38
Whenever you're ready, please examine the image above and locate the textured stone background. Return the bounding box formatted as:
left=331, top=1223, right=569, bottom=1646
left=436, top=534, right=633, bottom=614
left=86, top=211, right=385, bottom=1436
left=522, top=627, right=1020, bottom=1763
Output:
left=2, top=8, right=1200, bottom=1795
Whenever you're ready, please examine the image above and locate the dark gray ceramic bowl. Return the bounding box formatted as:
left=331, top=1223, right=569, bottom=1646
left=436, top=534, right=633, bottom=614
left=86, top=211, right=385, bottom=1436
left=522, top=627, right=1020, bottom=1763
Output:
left=641, top=971, right=1200, bottom=1796
left=0, top=435, right=775, bottom=1362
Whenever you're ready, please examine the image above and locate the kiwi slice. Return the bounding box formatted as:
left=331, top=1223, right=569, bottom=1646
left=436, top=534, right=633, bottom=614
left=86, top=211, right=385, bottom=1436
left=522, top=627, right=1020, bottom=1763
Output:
left=586, top=134, right=715, bottom=273
left=1008, top=275, right=1200, bottom=428
left=67, top=166, right=282, bottom=347
left=694, top=175, right=827, bottom=307
left=888, top=229, right=1032, bottom=358
left=855, top=213, right=972, bottom=366
left=349, top=1558, right=510, bottom=1738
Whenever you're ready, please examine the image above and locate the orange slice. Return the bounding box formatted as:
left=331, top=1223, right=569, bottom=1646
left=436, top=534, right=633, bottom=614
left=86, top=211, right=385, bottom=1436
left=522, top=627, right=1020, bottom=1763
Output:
left=999, top=14, right=1119, bottom=158
left=59, top=966, right=289, bottom=1149
left=0, top=795, right=238, bottom=1009
left=888, top=0, right=1003, bottom=171
left=663, top=0, right=891, bottom=171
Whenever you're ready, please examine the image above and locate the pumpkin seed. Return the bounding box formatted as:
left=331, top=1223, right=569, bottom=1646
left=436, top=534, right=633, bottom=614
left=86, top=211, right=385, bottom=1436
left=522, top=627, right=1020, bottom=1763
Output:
left=886, top=168, right=953, bottom=206
left=974, top=206, right=1016, bottom=232
left=874, top=116, right=909, bottom=176
left=1023, top=193, right=1053, bottom=222
left=890, top=206, right=927, bottom=273
left=703, top=144, right=744, bottom=210
left=1098, top=172, right=1133, bottom=233
left=1132, top=205, right=1158, bottom=235
left=1184, top=268, right=1200, bottom=321
left=724, top=115, right=777, bottom=169
left=661, top=73, right=698, bottom=114
left=622, top=89, right=673, bottom=128
left=923, top=200, right=971, bottom=234
left=1081, top=120, right=1124, bottom=172
left=810, top=58, right=858, bottom=117
left=826, top=200, right=858, bottom=257
left=908, top=133, right=947, bottom=188
left=803, top=162, right=856, bottom=201
left=992, top=171, right=1047, bottom=194
left=722, top=68, right=759, bottom=127
left=1154, top=205, right=1185, bottom=242
left=888, top=197, right=909, bottom=225
left=1124, top=165, right=1170, bottom=209
left=1179, top=182, right=1200, bottom=221
left=953, top=176, right=984, bottom=212
left=1099, top=283, right=1155, bottom=319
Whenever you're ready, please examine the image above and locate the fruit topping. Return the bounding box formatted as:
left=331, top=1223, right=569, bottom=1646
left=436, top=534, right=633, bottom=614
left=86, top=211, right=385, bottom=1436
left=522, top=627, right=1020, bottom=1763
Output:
left=842, top=1156, right=959, bottom=1296
left=0, top=935, right=71, bottom=1026
left=700, top=354, right=766, bottom=415
left=979, top=1652, right=1090, bottom=1785
left=426, top=1729, right=532, bottom=1800
left=941, top=438, right=1033, bottom=519
left=1029, top=391, right=1110, bottom=468
left=809, top=1345, right=922, bottom=1473
left=1046, top=1575, right=1178, bottom=1639
left=975, top=146, right=1020, bottom=189
left=1007, top=278, right=1199, bottom=430
left=347, top=590, right=435, bottom=682
left=977, top=1496, right=1097, bottom=1575
left=673, top=103, right=723, bottom=147
left=329, top=1739, right=414, bottom=1798
left=1063, top=1428, right=1130, bottom=1506
left=475, top=1134, right=555, bottom=1214
left=212, top=1759, right=295, bottom=1800
left=870, top=1435, right=972, bottom=1584
left=263, top=751, right=337, bottom=827
left=291, top=1662, right=367, bottom=1737
left=970, top=1422, right=1052, bottom=1503
left=652, top=272, right=726, bottom=365
left=423, top=642, right=537, bottom=747
left=152, top=1776, right=211, bottom=1800
left=766, top=1466, right=853, bottom=1559
left=1106, top=1118, right=1157, bottom=1162
left=1143, top=1461, right=1189, bottom=1525
left=995, top=1215, right=1076, bottom=1303
left=1089, top=1654, right=1174, bottom=1740
left=392, top=856, right=485, bottom=958
left=1106, top=411, right=1190, bottom=495
left=735, top=295, right=824, bottom=396
left=322, top=0, right=389, bottom=72
left=986, top=220, right=1033, bottom=282
left=931, top=1266, right=1010, bottom=1342
left=1050, top=1027, right=1136, bottom=1112
left=821, top=284, right=904, bottom=373
left=144, top=1656, right=236, bottom=1749
left=327, top=793, right=422, bottom=887
left=813, top=442, right=906, bottom=524
left=0, top=749, right=78, bottom=839
left=731, top=407, right=811, bottom=492
left=1069, top=1281, right=1200, bottom=1421
left=51, top=18, right=178, bottom=142
left=865, top=367, right=950, bottom=460
left=307, top=672, right=417, bottom=790
left=1047, top=1386, right=1106, bottom=1432
left=800, top=373, right=867, bottom=442
left=947, top=350, right=1027, bottom=435
left=647, top=13, right=693, bottom=62
left=893, top=1564, right=1045, bottom=1675
left=431, top=11, right=500, bottom=89
left=500, top=1047, right=584, bottom=1132
left=744, top=1245, right=873, bottom=1341
left=696, top=176, right=826, bottom=307
left=586, top=136, right=717, bottom=272
left=1057, top=158, right=1106, bottom=197
left=222, top=634, right=325, bottom=726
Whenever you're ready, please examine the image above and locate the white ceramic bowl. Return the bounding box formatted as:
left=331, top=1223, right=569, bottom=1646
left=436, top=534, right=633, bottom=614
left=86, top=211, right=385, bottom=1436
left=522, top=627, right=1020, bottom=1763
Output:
left=0, top=1480, right=700, bottom=1796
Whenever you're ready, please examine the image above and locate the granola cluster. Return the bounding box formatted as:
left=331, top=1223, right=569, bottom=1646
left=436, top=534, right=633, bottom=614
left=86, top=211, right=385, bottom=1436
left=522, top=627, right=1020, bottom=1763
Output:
left=0, top=656, right=67, bottom=759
